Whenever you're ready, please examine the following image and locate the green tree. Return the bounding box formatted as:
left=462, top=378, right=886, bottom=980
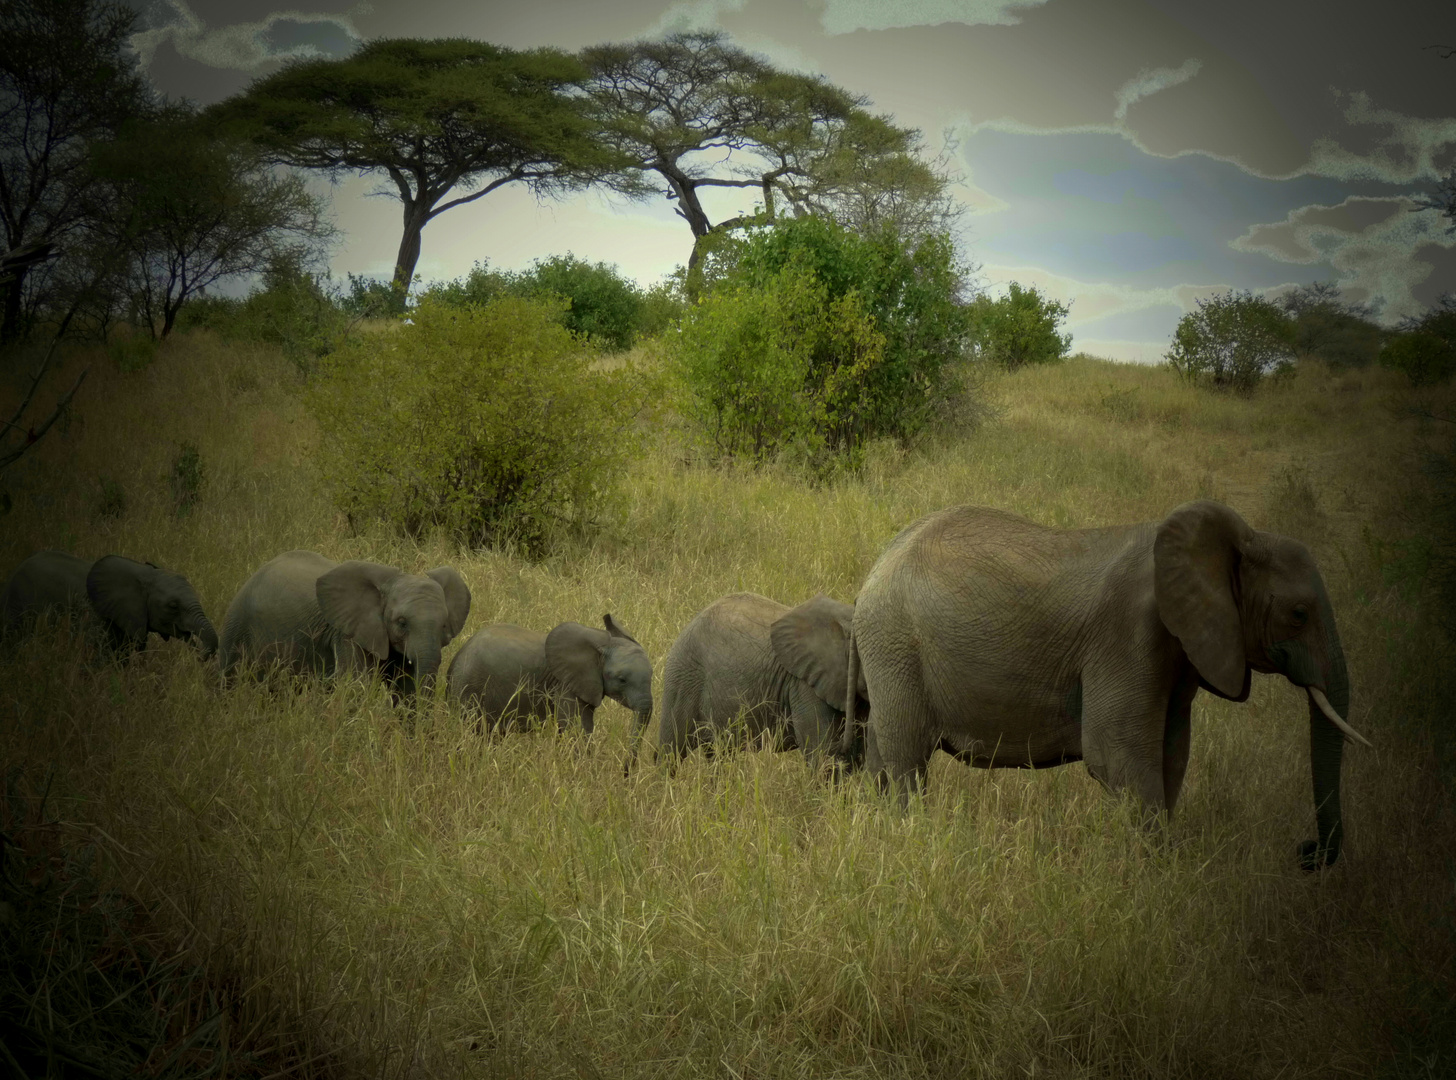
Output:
left=90, top=109, right=332, bottom=339
left=1165, top=290, right=1295, bottom=392
left=308, top=296, right=653, bottom=554
left=969, top=282, right=1072, bottom=371
left=583, top=32, right=951, bottom=285
left=676, top=215, right=975, bottom=461
left=1381, top=295, right=1456, bottom=387
left=0, top=0, right=154, bottom=344
left=1277, top=280, right=1383, bottom=368
left=209, top=39, right=640, bottom=297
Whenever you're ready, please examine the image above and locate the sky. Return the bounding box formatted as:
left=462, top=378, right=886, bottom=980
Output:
left=129, top=0, right=1456, bottom=363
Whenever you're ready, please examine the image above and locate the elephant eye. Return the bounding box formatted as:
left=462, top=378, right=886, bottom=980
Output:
left=1290, top=605, right=1309, bottom=626
left=396, top=616, right=408, bottom=628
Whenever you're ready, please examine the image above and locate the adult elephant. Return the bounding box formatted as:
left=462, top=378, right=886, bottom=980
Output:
left=447, top=614, right=653, bottom=739
left=636, top=592, right=867, bottom=775
left=219, top=550, right=469, bottom=697
left=2, top=550, right=218, bottom=658
left=841, top=500, right=1369, bottom=871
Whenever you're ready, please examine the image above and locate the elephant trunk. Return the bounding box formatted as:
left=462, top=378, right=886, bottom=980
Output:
left=407, top=643, right=443, bottom=698
left=622, top=706, right=653, bottom=777
left=1301, top=629, right=1351, bottom=871
left=192, top=615, right=219, bottom=660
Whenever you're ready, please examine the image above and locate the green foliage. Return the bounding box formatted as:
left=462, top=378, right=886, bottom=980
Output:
left=1382, top=296, right=1456, bottom=387
left=95, top=476, right=125, bottom=519
left=308, top=297, right=651, bottom=554
left=677, top=214, right=975, bottom=463
left=341, top=273, right=407, bottom=317
left=675, top=261, right=885, bottom=463
left=178, top=256, right=354, bottom=372
left=1277, top=281, right=1383, bottom=368
left=106, top=332, right=157, bottom=372
left=969, top=282, right=1072, bottom=370
left=1165, top=290, right=1295, bottom=393
left=514, top=254, right=643, bottom=350
left=636, top=279, right=687, bottom=338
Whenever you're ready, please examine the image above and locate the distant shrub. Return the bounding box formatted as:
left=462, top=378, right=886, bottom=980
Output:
left=1383, top=296, right=1456, bottom=387
left=178, top=256, right=351, bottom=371
left=1278, top=281, right=1383, bottom=369
left=675, top=215, right=975, bottom=463
left=341, top=273, right=407, bottom=317
left=969, top=282, right=1072, bottom=370
left=636, top=279, right=687, bottom=338
left=419, top=255, right=646, bottom=351
left=675, top=261, right=885, bottom=463
left=308, top=297, right=653, bottom=554
left=1165, top=290, right=1295, bottom=393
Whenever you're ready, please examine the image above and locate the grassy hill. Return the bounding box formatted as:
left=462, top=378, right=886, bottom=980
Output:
left=2, top=332, right=1453, bottom=1078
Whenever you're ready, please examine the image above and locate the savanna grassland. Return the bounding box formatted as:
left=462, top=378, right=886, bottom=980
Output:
left=2, top=333, right=1454, bottom=1078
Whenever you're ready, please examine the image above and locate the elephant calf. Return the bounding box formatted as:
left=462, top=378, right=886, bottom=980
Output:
left=642, top=592, right=868, bottom=775
left=2, top=550, right=218, bottom=658
left=219, top=550, right=470, bottom=698
left=447, top=614, right=653, bottom=739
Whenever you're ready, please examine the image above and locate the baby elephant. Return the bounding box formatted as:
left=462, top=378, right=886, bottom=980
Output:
left=219, top=550, right=470, bottom=697
left=447, top=614, right=653, bottom=738
left=640, top=592, right=868, bottom=774
left=1, top=550, right=218, bottom=658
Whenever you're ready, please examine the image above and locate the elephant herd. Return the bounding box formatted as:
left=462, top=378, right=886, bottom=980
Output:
left=3, top=499, right=1371, bottom=871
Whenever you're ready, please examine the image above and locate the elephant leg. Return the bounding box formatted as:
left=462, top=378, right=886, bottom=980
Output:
left=1162, top=667, right=1200, bottom=814
left=1082, top=675, right=1175, bottom=821
left=865, top=680, right=935, bottom=806
left=787, top=681, right=840, bottom=774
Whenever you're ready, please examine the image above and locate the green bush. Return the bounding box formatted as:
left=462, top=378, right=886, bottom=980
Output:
left=676, top=215, right=975, bottom=463
left=1381, top=331, right=1455, bottom=387
left=675, top=262, right=885, bottom=463
left=415, top=261, right=511, bottom=310
left=1165, top=290, right=1295, bottom=393
left=308, top=297, right=653, bottom=554
left=342, top=273, right=408, bottom=317
left=968, top=282, right=1072, bottom=370
left=177, top=256, right=351, bottom=371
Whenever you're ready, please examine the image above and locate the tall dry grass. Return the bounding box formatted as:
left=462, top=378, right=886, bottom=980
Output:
left=2, top=333, right=1453, bottom=1077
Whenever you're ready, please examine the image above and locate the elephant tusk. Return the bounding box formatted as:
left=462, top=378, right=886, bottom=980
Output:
left=1308, top=687, right=1372, bottom=747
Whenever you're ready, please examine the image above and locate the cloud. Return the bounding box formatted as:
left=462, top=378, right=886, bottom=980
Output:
left=1232, top=195, right=1454, bottom=319
left=1307, top=89, right=1456, bottom=184
left=650, top=0, right=749, bottom=34
left=130, top=0, right=362, bottom=72
left=819, top=0, right=1048, bottom=35
left=1113, top=59, right=1203, bottom=124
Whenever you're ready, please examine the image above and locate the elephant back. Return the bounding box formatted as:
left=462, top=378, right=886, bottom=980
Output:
left=447, top=623, right=551, bottom=723
left=220, top=550, right=338, bottom=676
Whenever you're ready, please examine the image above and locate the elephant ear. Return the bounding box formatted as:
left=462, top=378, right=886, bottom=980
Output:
left=1154, top=500, right=1252, bottom=698
left=425, top=566, right=471, bottom=645
left=86, top=555, right=151, bottom=648
left=770, top=594, right=862, bottom=711
left=544, top=621, right=608, bottom=707
left=602, top=612, right=641, bottom=646
left=316, top=560, right=398, bottom=660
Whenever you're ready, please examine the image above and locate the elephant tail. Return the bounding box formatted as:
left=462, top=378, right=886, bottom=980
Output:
left=835, top=625, right=865, bottom=769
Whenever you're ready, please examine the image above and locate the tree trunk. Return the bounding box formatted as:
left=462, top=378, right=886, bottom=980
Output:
left=393, top=201, right=432, bottom=300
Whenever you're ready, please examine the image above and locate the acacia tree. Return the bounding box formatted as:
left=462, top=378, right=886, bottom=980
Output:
left=582, top=32, right=953, bottom=280
left=90, top=109, right=332, bottom=339
left=209, top=38, right=639, bottom=295
left=0, top=0, right=154, bottom=345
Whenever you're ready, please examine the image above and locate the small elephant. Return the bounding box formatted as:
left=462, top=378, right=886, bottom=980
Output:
left=842, top=499, right=1369, bottom=871
left=447, top=614, right=653, bottom=738
left=219, top=550, right=470, bottom=697
left=2, top=550, right=218, bottom=658
left=638, top=592, right=868, bottom=774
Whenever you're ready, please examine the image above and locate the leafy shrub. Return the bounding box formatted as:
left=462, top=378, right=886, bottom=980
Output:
left=1165, top=290, right=1295, bottom=392
left=308, top=297, right=653, bottom=554
left=177, top=256, right=351, bottom=371
left=342, top=273, right=407, bottom=317
left=676, top=215, right=976, bottom=463
left=1383, top=296, right=1456, bottom=387
left=968, top=282, right=1072, bottom=370
left=636, top=279, right=687, bottom=338
left=1278, top=281, right=1382, bottom=368
left=420, top=256, right=647, bottom=351
left=675, top=261, right=885, bottom=462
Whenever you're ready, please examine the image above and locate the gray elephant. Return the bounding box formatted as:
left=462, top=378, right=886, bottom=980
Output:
left=841, top=499, right=1369, bottom=871
left=2, top=550, right=218, bottom=657
left=636, top=592, right=867, bottom=774
left=447, top=614, right=653, bottom=738
left=219, top=550, right=470, bottom=697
